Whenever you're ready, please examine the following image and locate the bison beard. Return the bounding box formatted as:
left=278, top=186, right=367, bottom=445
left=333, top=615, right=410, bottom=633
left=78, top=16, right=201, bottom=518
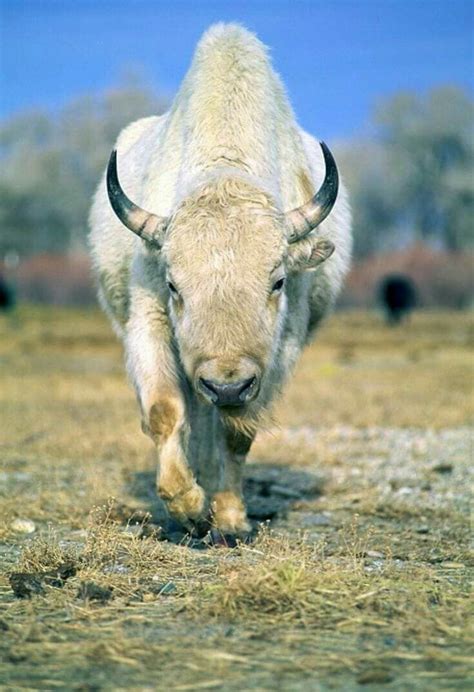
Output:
left=89, top=23, right=352, bottom=537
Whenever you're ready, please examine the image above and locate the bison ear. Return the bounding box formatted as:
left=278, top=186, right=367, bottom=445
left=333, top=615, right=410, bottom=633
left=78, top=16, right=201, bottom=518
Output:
left=287, top=239, right=335, bottom=273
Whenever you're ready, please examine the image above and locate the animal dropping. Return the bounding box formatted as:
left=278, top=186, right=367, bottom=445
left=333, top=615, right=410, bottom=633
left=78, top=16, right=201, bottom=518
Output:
left=89, top=24, right=352, bottom=537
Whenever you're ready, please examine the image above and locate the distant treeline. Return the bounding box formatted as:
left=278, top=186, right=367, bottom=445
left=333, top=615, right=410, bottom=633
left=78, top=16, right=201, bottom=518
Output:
left=336, top=86, right=473, bottom=258
left=0, top=79, right=472, bottom=261
left=0, top=76, right=168, bottom=258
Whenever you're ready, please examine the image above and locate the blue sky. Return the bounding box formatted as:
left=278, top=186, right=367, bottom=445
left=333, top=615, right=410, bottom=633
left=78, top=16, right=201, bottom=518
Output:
left=1, top=0, right=472, bottom=139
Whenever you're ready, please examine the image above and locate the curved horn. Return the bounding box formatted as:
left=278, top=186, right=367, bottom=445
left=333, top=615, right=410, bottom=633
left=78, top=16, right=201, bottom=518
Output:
left=286, top=141, right=339, bottom=244
left=106, top=150, right=168, bottom=247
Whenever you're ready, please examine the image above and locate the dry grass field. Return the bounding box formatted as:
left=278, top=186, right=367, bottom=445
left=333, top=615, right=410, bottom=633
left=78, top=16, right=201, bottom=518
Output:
left=0, top=307, right=472, bottom=690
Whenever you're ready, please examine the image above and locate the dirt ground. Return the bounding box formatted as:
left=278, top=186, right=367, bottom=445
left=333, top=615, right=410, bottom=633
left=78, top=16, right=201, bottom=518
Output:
left=0, top=307, right=472, bottom=690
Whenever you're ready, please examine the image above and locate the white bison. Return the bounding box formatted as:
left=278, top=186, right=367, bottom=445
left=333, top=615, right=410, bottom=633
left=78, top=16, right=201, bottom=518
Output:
left=89, top=23, right=352, bottom=537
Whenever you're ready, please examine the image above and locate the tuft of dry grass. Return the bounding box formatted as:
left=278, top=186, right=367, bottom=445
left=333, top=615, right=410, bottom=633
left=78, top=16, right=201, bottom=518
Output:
left=200, top=529, right=471, bottom=639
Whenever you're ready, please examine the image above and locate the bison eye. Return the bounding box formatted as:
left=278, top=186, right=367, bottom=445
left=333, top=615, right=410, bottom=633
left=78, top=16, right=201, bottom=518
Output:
left=167, top=281, right=179, bottom=298
left=272, top=277, right=285, bottom=293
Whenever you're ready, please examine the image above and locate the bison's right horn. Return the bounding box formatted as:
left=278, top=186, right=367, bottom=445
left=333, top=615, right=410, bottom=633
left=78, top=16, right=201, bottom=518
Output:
left=106, top=150, right=168, bottom=248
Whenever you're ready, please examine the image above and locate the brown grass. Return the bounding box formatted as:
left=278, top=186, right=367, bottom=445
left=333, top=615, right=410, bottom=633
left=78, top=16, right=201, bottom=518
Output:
left=0, top=307, right=472, bottom=689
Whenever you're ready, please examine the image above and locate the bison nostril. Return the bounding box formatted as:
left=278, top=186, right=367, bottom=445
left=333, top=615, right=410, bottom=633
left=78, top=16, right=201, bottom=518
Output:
left=198, top=378, right=219, bottom=403
left=237, top=376, right=257, bottom=400
left=198, top=376, right=258, bottom=407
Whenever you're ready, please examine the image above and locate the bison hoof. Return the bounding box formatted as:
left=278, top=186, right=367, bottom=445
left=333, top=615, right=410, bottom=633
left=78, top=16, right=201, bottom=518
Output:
left=210, top=491, right=251, bottom=536
left=165, top=483, right=207, bottom=525
left=207, top=528, right=253, bottom=548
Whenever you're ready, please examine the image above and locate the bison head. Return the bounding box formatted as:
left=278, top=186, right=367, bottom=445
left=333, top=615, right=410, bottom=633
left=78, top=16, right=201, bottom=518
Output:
left=106, top=143, right=338, bottom=419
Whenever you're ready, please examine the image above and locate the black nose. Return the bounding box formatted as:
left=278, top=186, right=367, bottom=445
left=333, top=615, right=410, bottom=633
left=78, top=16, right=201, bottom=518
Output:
left=198, top=376, right=257, bottom=407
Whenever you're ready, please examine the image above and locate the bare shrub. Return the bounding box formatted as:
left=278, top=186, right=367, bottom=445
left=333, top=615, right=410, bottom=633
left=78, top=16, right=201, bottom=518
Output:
left=5, top=253, right=96, bottom=305
left=339, top=244, right=473, bottom=309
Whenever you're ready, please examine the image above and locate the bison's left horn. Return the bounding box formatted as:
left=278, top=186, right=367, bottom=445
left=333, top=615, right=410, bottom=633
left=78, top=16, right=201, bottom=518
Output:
left=286, top=141, right=339, bottom=244
left=106, top=150, right=168, bottom=247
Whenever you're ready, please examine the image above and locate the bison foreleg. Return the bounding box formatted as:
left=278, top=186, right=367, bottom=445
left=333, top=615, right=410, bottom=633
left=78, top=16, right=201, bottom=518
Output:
left=144, top=395, right=207, bottom=528
left=210, top=428, right=254, bottom=536
left=127, top=304, right=207, bottom=529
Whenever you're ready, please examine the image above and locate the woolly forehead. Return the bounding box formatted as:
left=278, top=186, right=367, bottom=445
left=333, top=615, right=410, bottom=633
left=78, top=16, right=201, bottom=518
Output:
left=162, top=185, right=287, bottom=289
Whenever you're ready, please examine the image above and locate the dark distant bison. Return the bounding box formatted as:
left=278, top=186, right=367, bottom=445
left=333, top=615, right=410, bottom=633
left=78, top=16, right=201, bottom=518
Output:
left=379, top=274, right=417, bottom=325
left=0, top=276, right=15, bottom=312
